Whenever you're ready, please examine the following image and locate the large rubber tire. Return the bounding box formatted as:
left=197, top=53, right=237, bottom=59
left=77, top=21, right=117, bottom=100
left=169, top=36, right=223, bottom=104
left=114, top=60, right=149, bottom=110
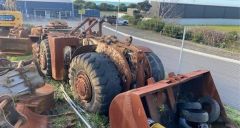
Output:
left=146, top=52, right=165, bottom=81
left=68, top=52, right=122, bottom=114
left=177, top=102, right=202, bottom=110
left=181, top=109, right=209, bottom=123
left=199, top=96, right=220, bottom=123
left=39, top=39, right=51, bottom=76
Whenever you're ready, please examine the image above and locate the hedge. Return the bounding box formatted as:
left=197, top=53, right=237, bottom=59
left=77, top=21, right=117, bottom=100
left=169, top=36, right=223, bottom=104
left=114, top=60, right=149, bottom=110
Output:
left=122, top=15, right=240, bottom=50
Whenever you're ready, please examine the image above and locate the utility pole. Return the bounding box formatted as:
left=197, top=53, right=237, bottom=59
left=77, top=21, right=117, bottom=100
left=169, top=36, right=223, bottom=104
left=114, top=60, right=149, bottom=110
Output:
left=115, top=0, right=120, bottom=36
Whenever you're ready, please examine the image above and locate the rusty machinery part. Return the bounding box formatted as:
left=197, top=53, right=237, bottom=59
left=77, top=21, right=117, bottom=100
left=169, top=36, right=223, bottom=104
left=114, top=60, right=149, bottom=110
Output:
left=30, top=26, right=43, bottom=37
left=0, top=58, right=13, bottom=76
left=0, top=63, right=45, bottom=97
left=91, top=39, right=132, bottom=91
left=15, top=103, right=48, bottom=128
left=29, top=26, right=43, bottom=43
left=47, top=36, right=80, bottom=80
left=39, top=39, right=51, bottom=76
left=69, top=17, right=104, bottom=37
left=91, top=36, right=165, bottom=89
left=0, top=36, right=32, bottom=56
left=0, top=95, right=24, bottom=128
left=69, top=52, right=122, bottom=114
left=46, top=20, right=69, bottom=29
left=17, top=84, right=54, bottom=114
left=9, top=26, right=30, bottom=38
left=32, top=43, right=40, bottom=63
left=109, top=70, right=231, bottom=128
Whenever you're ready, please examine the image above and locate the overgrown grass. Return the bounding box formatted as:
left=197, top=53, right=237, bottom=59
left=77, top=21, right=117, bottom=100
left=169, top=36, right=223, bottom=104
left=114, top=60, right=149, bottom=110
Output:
left=6, top=54, right=32, bottom=61
left=225, top=105, right=240, bottom=127
left=189, top=26, right=240, bottom=33
left=45, top=79, right=109, bottom=128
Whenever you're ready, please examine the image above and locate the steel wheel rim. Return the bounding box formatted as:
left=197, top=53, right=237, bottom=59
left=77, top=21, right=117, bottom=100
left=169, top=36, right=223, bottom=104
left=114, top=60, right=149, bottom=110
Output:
left=74, top=71, right=92, bottom=103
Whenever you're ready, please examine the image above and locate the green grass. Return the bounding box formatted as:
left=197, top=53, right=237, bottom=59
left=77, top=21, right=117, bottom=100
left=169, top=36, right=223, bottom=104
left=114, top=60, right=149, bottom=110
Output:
left=225, top=105, right=240, bottom=127
left=189, top=25, right=240, bottom=33
left=6, top=54, right=32, bottom=61
left=46, top=79, right=109, bottom=128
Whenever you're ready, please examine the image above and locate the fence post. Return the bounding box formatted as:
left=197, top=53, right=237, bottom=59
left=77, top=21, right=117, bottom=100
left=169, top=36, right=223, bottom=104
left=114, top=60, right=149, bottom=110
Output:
left=177, top=26, right=186, bottom=74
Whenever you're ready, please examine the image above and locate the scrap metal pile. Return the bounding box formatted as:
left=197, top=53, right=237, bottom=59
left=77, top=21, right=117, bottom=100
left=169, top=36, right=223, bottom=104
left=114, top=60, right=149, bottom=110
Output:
left=0, top=59, right=54, bottom=128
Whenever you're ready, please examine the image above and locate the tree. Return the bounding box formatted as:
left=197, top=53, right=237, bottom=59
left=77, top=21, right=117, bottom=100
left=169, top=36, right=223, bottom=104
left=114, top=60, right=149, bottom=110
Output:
left=119, top=3, right=127, bottom=12
left=74, top=0, right=85, bottom=10
left=137, top=0, right=152, bottom=12
left=99, top=3, right=108, bottom=11
left=128, top=3, right=138, bottom=8
left=85, top=1, right=97, bottom=9
left=158, top=0, right=182, bottom=18
left=99, top=3, right=117, bottom=11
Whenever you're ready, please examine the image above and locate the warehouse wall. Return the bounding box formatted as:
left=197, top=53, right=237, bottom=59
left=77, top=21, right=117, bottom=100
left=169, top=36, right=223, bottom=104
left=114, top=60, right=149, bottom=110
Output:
left=150, top=2, right=240, bottom=19
left=16, top=1, right=73, bottom=18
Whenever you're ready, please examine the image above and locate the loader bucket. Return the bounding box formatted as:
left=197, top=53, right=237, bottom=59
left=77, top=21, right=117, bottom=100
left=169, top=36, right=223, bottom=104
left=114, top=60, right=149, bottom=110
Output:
left=0, top=36, right=32, bottom=55
left=16, top=103, right=48, bottom=128
left=109, top=70, right=232, bottom=128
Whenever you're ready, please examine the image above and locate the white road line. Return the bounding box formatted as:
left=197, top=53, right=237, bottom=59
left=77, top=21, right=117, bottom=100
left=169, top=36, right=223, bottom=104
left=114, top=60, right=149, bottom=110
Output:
left=104, top=26, right=240, bottom=65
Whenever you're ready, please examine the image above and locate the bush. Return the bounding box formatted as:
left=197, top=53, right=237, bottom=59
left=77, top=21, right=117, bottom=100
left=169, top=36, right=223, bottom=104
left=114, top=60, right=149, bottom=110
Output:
left=191, top=31, right=204, bottom=43
left=225, top=31, right=239, bottom=42
left=189, top=28, right=240, bottom=49
left=163, top=24, right=184, bottom=39
left=122, top=15, right=140, bottom=25
left=136, top=18, right=165, bottom=32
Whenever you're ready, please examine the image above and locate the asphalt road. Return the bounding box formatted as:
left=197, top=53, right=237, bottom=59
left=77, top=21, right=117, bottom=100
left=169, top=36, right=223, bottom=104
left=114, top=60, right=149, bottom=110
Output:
left=103, top=26, right=240, bottom=110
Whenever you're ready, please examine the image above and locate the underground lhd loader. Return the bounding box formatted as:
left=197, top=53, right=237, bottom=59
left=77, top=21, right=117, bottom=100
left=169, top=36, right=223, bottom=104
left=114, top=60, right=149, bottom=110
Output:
left=32, top=18, right=165, bottom=114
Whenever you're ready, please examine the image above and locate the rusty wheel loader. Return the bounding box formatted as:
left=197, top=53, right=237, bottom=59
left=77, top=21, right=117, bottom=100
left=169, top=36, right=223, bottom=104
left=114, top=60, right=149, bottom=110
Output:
left=31, top=18, right=234, bottom=128
left=31, top=18, right=165, bottom=114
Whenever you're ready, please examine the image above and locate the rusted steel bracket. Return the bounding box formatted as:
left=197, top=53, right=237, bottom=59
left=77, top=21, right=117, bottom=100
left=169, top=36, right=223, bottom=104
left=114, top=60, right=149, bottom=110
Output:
left=48, top=36, right=80, bottom=80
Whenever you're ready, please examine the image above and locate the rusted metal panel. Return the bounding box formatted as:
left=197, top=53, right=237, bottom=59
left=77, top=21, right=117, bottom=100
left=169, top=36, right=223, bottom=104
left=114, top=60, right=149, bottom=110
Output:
left=109, top=92, right=149, bottom=128
left=17, top=84, right=54, bottom=114
left=16, top=103, right=48, bottom=128
left=0, top=63, right=44, bottom=96
left=48, top=36, right=80, bottom=80
left=0, top=37, right=32, bottom=55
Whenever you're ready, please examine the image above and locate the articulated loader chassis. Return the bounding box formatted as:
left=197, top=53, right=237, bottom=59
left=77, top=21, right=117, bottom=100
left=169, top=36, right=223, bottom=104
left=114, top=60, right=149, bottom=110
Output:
left=32, top=18, right=233, bottom=128
left=32, top=18, right=165, bottom=114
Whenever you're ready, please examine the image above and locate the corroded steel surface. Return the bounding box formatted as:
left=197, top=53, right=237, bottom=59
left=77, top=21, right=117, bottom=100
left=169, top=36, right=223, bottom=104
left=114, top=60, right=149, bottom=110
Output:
left=16, top=103, right=48, bottom=128
left=95, top=42, right=132, bottom=91
left=0, top=63, right=44, bottom=96
left=74, top=72, right=92, bottom=102
left=48, top=36, right=80, bottom=80
left=0, top=36, right=32, bottom=55
left=18, top=84, right=54, bottom=114
left=109, top=70, right=230, bottom=128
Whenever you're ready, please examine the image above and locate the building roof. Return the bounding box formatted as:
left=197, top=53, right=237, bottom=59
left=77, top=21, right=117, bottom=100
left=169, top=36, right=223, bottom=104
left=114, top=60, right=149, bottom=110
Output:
left=17, top=0, right=72, bottom=3
left=150, top=0, right=240, bottom=8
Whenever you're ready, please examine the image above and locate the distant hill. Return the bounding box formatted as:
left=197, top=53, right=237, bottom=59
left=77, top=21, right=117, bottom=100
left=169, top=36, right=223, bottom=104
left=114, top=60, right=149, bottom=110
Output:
left=93, top=1, right=134, bottom=6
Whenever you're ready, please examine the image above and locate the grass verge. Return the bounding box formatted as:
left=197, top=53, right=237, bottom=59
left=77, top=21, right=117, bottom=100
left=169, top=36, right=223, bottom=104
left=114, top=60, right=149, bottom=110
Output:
left=225, top=105, right=240, bottom=127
